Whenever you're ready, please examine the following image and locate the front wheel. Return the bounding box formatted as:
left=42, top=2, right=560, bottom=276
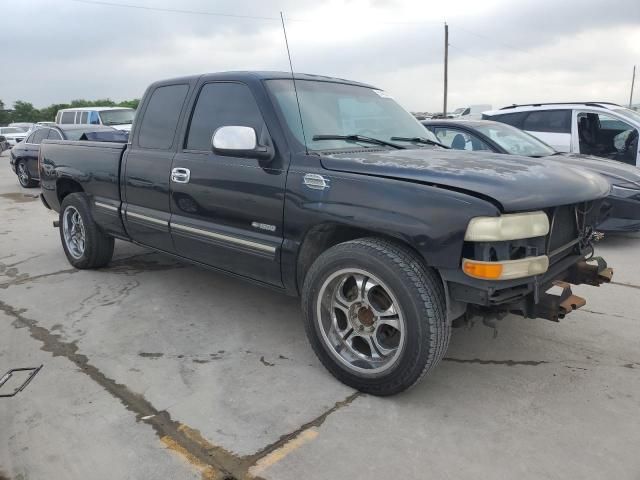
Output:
left=59, top=193, right=114, bottom=269
left=302, top=238, right=450, bottom=396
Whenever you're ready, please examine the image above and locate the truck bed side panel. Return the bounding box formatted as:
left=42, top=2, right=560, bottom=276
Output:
left=40, top=140, right=128, bottom=238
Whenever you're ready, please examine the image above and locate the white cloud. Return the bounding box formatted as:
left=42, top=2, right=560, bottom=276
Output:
left=0, top=0, right=638, bottom=112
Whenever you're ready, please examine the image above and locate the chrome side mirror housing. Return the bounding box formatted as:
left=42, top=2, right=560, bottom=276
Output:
left=211, top=126, right=274, bottom=161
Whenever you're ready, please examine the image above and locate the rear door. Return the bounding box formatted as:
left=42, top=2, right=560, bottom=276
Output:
left=169, top=81, right=286, bottom=286
left=520, top=109, right=572, bottom=152
left=122, top=83, right=191, bottom=253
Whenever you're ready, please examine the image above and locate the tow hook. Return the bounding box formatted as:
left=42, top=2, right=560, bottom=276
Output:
left=535, top=281, right=586, bottom=322
left=567, top=256, right=613, bottom=286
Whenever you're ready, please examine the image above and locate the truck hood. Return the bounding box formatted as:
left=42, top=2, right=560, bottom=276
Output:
left=546, top=153, right=640, bottom=189
left=320, top=148, right=611, bottom=212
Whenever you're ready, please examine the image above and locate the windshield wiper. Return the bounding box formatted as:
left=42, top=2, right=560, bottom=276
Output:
left=390, top=136, right=450, bottom=149
left=312, top=134, right=405, bottom=150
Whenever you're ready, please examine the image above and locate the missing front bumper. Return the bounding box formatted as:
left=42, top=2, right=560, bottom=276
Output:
left=447, top=256, right=613, bottom=323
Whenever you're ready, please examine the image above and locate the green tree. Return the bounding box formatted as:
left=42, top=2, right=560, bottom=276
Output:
left=117, top=99, right=140, bottom=110
left=0, top=100, right=11, bottom=125
left=12, top=101, right=40, bottom=123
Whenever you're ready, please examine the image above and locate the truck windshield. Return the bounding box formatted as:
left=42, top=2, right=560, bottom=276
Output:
left=266, top=79, right=437, bottom=151
left=99, top=109, right=135, bottom=126
left=474, top=122, right=556, bottom=157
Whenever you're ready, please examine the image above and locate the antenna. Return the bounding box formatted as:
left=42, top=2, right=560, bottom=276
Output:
left=280, top=11, right=308, bottom=155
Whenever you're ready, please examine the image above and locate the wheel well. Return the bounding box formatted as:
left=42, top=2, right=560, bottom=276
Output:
left=295, top=224, right=423, bottom=292
left=56, top=178, right=84, bottom=204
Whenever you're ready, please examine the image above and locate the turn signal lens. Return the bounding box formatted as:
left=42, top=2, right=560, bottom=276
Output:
left=462, top=256, right=549, bottom=280
left=463, top=261, right=503, bottom=279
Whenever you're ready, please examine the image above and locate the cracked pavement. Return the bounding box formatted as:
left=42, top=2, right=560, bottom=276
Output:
left=1, top=149, right=640, bottom=479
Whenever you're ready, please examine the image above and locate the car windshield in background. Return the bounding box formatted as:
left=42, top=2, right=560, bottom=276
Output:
left=99, top=109, right=135, bottom=125
left=0, top=127, right=24, bottom=134
left=266, top=79, right=438, bottom=151
left=474, top=122, right=556, bottom=157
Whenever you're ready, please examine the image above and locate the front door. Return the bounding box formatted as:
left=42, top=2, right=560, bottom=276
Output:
left=169, top=81, right=286, bottom=286
left=572, top=110, right=639, bottom=166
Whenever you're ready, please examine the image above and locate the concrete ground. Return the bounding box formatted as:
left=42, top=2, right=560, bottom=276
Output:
left=0, top=148, right=639, bottom=480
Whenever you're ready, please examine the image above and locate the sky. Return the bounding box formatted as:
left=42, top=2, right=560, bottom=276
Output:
left=1, top=0, right=639, bottom=113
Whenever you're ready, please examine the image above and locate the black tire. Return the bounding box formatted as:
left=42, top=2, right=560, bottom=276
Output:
left=59, top=193, right=114, bottom=269
left=16, top=160, right=37, bottom=188
left=302, top=237, right=450, bottom=396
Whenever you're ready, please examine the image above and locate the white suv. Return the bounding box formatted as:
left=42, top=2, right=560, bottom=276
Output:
left=483, top=103, right=640, bottom=166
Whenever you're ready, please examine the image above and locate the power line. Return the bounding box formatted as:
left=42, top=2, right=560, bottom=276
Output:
left=70, top=0, right=443, bottom=25
left=71, top=0, right=276, bottom=20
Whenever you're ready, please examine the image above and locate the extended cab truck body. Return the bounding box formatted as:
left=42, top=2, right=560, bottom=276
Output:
left=39, top=72, right=613, bottom=395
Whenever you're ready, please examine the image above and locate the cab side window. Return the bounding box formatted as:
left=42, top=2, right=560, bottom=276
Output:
left=186, top=82, right=266, bottom=151
left=433, top=127, right=492, bottom=151
left=60, top=112, right=75, bottom=124
left=89, top=111, right=100, bottom=125
left=48, top=129, right=63, bottom=140
left=485, top=112, right=527, bottom=128
left=30, top=129, right=49, bottom=144
left=522, top=110, right=571, bottom=133
left=138, top=84, right=190, bottom=149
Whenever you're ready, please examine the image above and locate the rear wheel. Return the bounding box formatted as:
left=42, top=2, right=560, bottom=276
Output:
left=16, top=161, right=37, bottom=188
left=302, top=238, right=450, bottom=396
left=59, top=193, right=114, bottom=269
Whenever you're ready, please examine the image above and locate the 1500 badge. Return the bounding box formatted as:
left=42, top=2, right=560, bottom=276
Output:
left=251, top=222, right=276, bottom=232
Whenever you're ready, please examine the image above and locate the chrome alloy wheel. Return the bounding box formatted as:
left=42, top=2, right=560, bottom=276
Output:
left=316, top=269, right=406, bottom=374
left=62, top=206, right=86, bottom=259
left=17, top=162, right=29, bottom=186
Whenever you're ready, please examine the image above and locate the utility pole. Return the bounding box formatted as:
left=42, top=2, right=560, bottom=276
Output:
left=630, top=65, right=636, bottom=109
left=443, top=22, right=449, bottom=117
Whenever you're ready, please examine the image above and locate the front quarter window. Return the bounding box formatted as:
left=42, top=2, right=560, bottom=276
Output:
left=266, top=79, right=437, bottom=151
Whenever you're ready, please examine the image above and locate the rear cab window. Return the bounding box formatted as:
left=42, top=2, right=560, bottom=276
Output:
left=137, top=84, right=190, bottom=149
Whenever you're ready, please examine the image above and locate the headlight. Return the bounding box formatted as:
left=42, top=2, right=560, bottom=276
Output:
left=465, top=211, right=549, bottom=241
left=610, top=185, right=640, bottom=199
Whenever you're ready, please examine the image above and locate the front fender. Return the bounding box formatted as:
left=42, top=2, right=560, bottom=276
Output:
left=282, top=167, right=500, bottom=291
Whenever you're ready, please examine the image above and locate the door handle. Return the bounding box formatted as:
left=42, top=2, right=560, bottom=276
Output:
left=171, top=167, right=191, bottom=184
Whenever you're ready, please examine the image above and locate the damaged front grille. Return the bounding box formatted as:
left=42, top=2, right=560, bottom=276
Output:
left=546, top=200, right=605, bottom=264
left=547, top=205, right=579, bottom=259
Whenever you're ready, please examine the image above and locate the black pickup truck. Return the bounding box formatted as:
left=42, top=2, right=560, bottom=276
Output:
left=39, top=72, right=613, bottom=395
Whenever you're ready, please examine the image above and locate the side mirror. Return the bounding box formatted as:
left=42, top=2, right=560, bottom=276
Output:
left=212, top=126, right=273, bottom=160
left=0, top=136, right=5, bottom=142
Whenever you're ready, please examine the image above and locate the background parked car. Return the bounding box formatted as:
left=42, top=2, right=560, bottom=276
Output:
left=55, top=107, right=135, bottom=131
left=482, top=102, right=640, bottom=166
left=454, top=104, right=493, bottom=119
left=0, top=126, right=28, bottom=146
left=8, top=122, right=35, bottom=132
left=10, top=124, right=122, bottom=188
left=0, top=135, right=9, bottom=153
left=423, top=118, right=640, bottom=232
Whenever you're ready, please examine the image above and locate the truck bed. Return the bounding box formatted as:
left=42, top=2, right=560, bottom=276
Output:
left=40, top=140, right=128, bottom=215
